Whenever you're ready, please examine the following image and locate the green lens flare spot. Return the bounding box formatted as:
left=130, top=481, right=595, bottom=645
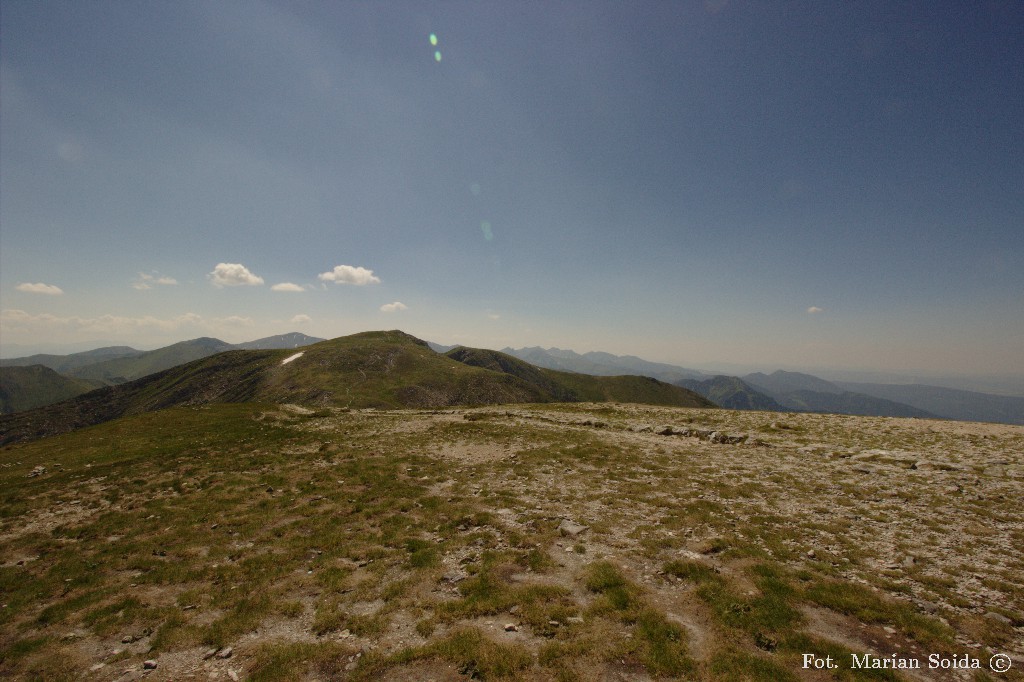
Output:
left=434, top=51, right=442, bottom=62
left=429, top=34, right=438, bottom=46
left=481, top=221, right=493, bottom=241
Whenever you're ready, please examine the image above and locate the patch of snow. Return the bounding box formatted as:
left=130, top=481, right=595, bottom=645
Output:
left=281, top=352, right=304, bottom=365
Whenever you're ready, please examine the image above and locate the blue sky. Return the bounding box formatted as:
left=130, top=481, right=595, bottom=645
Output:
left=2, top=0, right=1022, bottom=377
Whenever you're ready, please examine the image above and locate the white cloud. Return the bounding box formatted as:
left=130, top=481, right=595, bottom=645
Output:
left=209, top=263, right=265, bottom=287
left=133, top=272, right=177, bottom=290
left=271, top=282, right=305, bottom=292
left=807, top=306, right=824, bottom=314
left=218, top=315, right=254, bottom=326
left=16, top=282, right=64, bottom=295
left=318, top=265, right=380, bottom=285
left=380, top=301, right=408, bottom=312
left=291, top=314, right=312, bottom=324
left=487, top=313, right=501, bottom=320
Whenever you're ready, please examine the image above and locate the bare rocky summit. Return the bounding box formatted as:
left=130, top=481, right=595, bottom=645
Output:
left=1, top=403, right=1021, bottom=680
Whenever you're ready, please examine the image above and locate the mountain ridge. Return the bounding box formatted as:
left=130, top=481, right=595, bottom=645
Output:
left=0, top=331, right=712, bottom=445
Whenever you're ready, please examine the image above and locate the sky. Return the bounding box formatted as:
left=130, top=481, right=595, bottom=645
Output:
left=2, top=0, right=1022, bottom=379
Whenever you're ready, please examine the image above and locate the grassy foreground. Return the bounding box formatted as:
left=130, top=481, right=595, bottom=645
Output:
left=1, top=402, right=1022, bottom=680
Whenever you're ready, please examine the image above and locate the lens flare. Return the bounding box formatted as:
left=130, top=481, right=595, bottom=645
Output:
left=481, top=221, right=494, bottom=241
left=429, top=33, right=438, bottom=46
left=434, top=51, right=442, bottom=62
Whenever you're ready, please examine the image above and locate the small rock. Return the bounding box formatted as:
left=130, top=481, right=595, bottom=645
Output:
left=339, top=629, right=352, bottom=639
left=567, top=616, right=584, bottom=624
left=266, top=486, right=274, bottom=493
left=143, top=659, right=158, bottom=670
left=202, top=648, right=218, bottom=660
left=216, top=646, right=233, bottom=659
left=228, top=670, right=240, bottom=681
left=984, top=611, right=1012, bottom=625
left=121, top=635, right=136, bottom=644
left=806, top=550, right=816, bottom=559
left=508, top=605, right=520, bottom=614
left=558, top=519, right=588, bottom=537
left=504, top=623, right=518, bottom=632
left=90, top=663, right=106, bottom=672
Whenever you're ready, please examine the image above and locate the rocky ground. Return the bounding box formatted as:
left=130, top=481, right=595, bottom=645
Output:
left=1, top=403, right=1022, bottom=680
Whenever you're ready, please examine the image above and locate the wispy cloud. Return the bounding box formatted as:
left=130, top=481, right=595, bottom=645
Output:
left=487, top=313, right=501, bottom=320
left=1, top=309, right=264, bottom=340
left=132, top=272, right=178, bottom=290
left=209, top=263, right=264, bottom=287
left=807, top=306, right=824, bottom=314
left=291, top=314, right=312, bottom=324
left=16, top=282, right=63, bottom=295
left=271, top=282, right=305, bottom=292
left=1, top=308, right=202, bottom=334
left=380, top=301, right=408, bottom=312
left=318, top=265, right=380, bottom=285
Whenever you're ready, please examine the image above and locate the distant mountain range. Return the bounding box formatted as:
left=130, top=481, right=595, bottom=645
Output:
left=498, top=346, right=705, bottom=383
left=481, top=347, right=1023, bottom=425
left=3, top=333, right=1021, bottom=426
left=0, top=333, right=325, bottom=413
left=835, top=381, right=1024, bottom=426
left=737, top=371, right=935, bottom=419
left=0, top=331, right=711, bottom=445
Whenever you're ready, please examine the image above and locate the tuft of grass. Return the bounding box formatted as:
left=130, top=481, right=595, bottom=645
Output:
left=415, top=627, right=533, bottom=679
left=805, top=579, right=953, bottom=647
left=584, top=560, right=640, bottom=614
left=247, top=641, right=355, bottom=682
left=709, top=647, right=800, bottom=682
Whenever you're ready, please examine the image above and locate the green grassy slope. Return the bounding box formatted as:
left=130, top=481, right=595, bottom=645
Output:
left=0, top=366, right=105, bottom=414
left=676, top=376, right=786, bottom=411
left=446, top=346, right=714, bottom=408
left=551, top=372, right=715, bottom=407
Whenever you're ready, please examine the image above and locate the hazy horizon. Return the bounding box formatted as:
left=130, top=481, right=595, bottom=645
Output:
left=3, top=2, right=1022, bottom=378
